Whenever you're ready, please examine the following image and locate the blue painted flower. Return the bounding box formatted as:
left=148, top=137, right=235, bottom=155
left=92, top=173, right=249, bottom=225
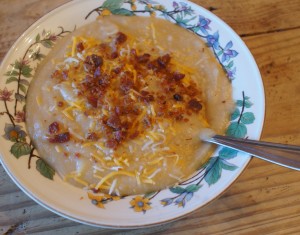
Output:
left=161, top=197, right=173, bottom=206
left=196, top=16, right=211, bottom=35
left=173, top=2, right=194, bottom=15
left=206, top=32, right=220, bottom=50
left=3, top=123, right=26, bottom=142
left=226, top=67, right=237, bottom=80
left=174, top=192, right=194, bottom=207
left=221, top=41, right=238, bottom=62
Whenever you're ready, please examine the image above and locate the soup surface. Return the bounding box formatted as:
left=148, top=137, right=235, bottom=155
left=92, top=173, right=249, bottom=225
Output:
left=26, top=16, right=234, bottom=195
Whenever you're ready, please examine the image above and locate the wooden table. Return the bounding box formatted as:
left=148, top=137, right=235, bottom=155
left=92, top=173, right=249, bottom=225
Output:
left=1, top=0, right=300, bottom=234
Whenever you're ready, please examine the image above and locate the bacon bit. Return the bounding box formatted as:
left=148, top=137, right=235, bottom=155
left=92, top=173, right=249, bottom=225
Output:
left=106, top=138, right=118, bottom=149
left=87, top=95, right=98, bottom=108
left=129, top=131, right=139, bottom=139
left=110, top=51, right=119, bottom=59
left=112, top=67, right=122, bottom=74
left=120, top=71, right=134, bottom=93
left=48, top=132, right=70, bottom=143
left=98, top=74, right=110, bottom=87
left=157, top=54, right=171, bottom=68
left=75, top=152, right=81, bottom=158
left=115, top=32, right=127, bottom=45
left=113, top=130, right=126, bottom=142
left=137, top=53, right=151, bottom=63
left=107, top=115, right=122, bottom=130
left=76, top=42, right=84, bottom=52
left=188, top=99, right=202, bottom=112
left=173, top=93, right=183, bottom=101
left=140, top=90, right=154, bottom=103
left=51, top=70, right=60, bottom=79
left=173, top=72, right=185, bottom=81
left=57, top=101, right=64, bottom=107
left=48, top=122, right=60, bottom=134
left=87, top=132, right=98, bottom=141
left=84, top=54, right=103, bottom=72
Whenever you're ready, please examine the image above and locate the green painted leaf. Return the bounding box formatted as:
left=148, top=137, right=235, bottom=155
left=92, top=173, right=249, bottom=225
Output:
left=102, top=0, right=125, bottom=11
left=169, top=186, right=186, bottom=194
left=41, top=39, right=53, bottom=48
left=227, top=60, right=234, bottom=68
left=111, top=8, right=135, bottom=16
left=219, top=147, right=238, bottom=159
left=21, top=65, right=32, bottom=78
left=10, top=142, right=31, bottom=158
left=240, top=112, right=255, bottom=124
left=6, top=77, right=18, bottom=84
left=19, top=84, right=27, bottom=94
left=244, top=96, right=250, bottom=100
left=144, top=191, right=156, bottom=198
left=226, top=122, right=247, bottom=138
left=230, top=108, right=240, bottom=121
left=217, top=50, right=223, bottom=56
left=185, top=184, right=202, bottom=193
left=236, top=100, right=243, bottom=107
left=36, top=159, right=55, bottom=180
left=13, top=60, right=22, bottom=70
left=220, top=159, right=238, bottom=171
left=205, top=156, right=218, bottom=169
left=36, top=33, right=41, bottom=42
left=5, top=70, right=19, bottom=76
left=244, top=100, right=253, bottom=108
left=205, top=158, right=221, bottom=186
left=20, top=79, right=30, bottom=86
left=15, top=93, right=26, bottom=102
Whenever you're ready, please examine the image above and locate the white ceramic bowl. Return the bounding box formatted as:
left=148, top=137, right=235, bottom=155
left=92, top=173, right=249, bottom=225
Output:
left=0, top=0, right=264, bottom=228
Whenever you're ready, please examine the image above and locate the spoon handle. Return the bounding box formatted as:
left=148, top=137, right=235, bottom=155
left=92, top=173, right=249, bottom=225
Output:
left=206, top=135, right=300, bottom=171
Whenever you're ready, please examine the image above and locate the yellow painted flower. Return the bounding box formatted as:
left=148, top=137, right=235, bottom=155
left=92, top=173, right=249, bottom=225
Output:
left=102, top=9, right=111, bottom=16
left=150, top=11, right=156, bottom=17
left=88, top=191, right=105, bottom=208
left=131, top=4, right=137, bottom=11
left=130, top=196, right=151, bottom=213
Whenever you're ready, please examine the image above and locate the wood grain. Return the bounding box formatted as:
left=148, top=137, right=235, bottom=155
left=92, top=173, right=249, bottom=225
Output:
left=1, top=0, right=300, bottom=234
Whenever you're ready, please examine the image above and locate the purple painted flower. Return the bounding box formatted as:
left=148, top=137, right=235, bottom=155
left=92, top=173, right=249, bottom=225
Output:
left=3, top=123, right=26, bottom=142
left=221, top=41, right=238, bottom=62
left=173, top=2, right=179, bottom=8
left=206, top=32, right=220, bottom=50
left=173, top=1, right=194, bottom=15
left=196, top=16, right=211, bottom=35
left=227, top=67, right=237, bottom=80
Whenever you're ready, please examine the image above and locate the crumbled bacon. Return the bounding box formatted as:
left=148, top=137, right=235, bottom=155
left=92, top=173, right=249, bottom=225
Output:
left=76, top=42, right=84, bottom=52
left=188, top=99, right=202, bottom=112
left=106, top=138, right=118, bottom=149
left=120, top=71, right=134, bottom=93
left=106, top=115, right=122, bottom=130
left=87, top=132, right=98, bottom=141
left=115, top=32, right=127, bottom=45
left=172, top=72, right=185, bottom=81
left=51, top=31, right=206, bottom=150
left=137, top=53, right=151, bottom=63
left=157, top=54, right=171, bottom=68
left=48, top=122, right=60, bottom=134
left=48, top=132, right=70, bottom=143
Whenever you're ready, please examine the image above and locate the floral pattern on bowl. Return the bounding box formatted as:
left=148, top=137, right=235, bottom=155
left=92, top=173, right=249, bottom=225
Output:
left=0, top=0, right=264, bottom=227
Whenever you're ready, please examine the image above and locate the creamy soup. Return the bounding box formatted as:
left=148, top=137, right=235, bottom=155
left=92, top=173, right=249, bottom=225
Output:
left=26, top=16, right=234, bottom=196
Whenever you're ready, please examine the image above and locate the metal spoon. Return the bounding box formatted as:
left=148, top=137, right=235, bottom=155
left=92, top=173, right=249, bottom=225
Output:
left=203, top=135, right=300, bottom=171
